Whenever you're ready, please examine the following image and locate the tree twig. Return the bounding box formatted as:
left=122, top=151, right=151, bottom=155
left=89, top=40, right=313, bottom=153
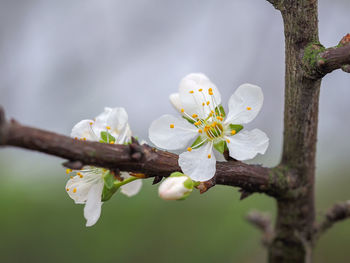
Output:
left=316, top=200, right=350, bottom=238
left=0, top=106, right=289, bottom=197
left=316, top=34, right=350, bottom=75
left=246, top=210, right=274, bottom=246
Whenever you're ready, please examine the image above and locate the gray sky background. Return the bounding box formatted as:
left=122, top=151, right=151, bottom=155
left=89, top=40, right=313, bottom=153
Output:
left=0, top=0, right=349, bottom=177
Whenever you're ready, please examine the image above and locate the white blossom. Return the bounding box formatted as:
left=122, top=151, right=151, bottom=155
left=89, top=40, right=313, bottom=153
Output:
left=149, top=73, right=269, bottom=182
left=158, top=174, right=193, bottom=200
left=66, top=107, right=142, bottom=227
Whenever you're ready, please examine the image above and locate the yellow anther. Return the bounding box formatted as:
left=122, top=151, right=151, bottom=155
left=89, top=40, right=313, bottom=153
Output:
left=192, top=114, right=198, bottom=118
left=170, top=124, right=175, bottom=128
left=110, top=141, right=115, bottom=144
left=216, top=116, right=223, bottom=121
left=102, top=169, right=107, bottom=172
left=208, top=154, right=211, bottom=159
left=246, top=107, right=252, bottom=111
left=70, top=176, right=73, bottom=179
left=198, top=88, right=203, bottom=92
left=206, top=101, right=210, bottom=105
left=209, top=112, right=213, bottom=117
left=187, top=147, right=192, bottom=152
left=231, top=130, right=236, bottom=135
left=181, top=108, right=184, bottom=113
left=89, top=122, right=93, bottom=125
left=73, top=188, right=77, bottom=193
left=208, top=88, right=213, bottom=92
left=66, top=188, right=69, bottom=192
left=106, top=126, right=111, bottom=130
left=74, top=137, right=78, bottom=140
left=226, top=139, right=230, bottom=143
left=198, top=129, right=203, bottom=133
left=194, top=121, right=202, bottom=126
left=79, top=174, right=83, bottom=178
left=66, top=169, right=72, bottom=174
left=211, top=110, right=214, bottom=113
left=202, top=102, right=205, bottom=106
left=82, top=137, right=87, bottom=141
left=211, top=122, right=217, bottom=127
left=189, top=90, right=194, bottom=94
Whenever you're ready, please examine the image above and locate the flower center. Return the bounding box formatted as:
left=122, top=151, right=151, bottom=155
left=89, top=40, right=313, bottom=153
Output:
left=205, top=122, right=223, bottom=140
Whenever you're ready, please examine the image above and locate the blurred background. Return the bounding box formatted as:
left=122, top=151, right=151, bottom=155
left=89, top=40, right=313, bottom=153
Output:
left=0, top=0, right=349, bottom=262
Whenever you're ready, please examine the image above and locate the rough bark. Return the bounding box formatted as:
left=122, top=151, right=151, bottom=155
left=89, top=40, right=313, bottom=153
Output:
left=267, top=1, right=320, bottom=262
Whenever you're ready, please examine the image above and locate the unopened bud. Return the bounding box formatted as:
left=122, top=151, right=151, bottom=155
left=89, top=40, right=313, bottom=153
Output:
left=158, top=172, right=193, bottom=200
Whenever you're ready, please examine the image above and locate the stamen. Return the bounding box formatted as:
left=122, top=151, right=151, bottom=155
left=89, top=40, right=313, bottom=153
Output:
left=189, top=90, right=194, bottom=94
left=198, top=129, right=203, bottom=133
left=66, top=188, right=69, bottom=191
left=170, top=124, right=175, bottom=128
left=70, top=176, right=73, bottom=179
left=206, top=101, right=210, bottom=105
left=110, top=141, right=115, bottom=144
left=89, top=122, right=93, bottom=125
left=74, top=137, right=78, bottom=140
left=66, top=169, right=72, bottom=174
left=207, top=154, right=211, bottom=159
left=181, top=109, right=184, bottom=113
left=247, top=107, right=252, bottom=110
left=73, top=188, right=77, bottom=193
left=106, top=126, right=111, bottom=130
left=202, top=102, right=205, bottom=106
left=187, top=147, right=192, bottom=152
left=231, top=130, right=236, bottom=135
left=226, top=139, right=230, bottom=143
left=198, top=88, right=203, bottom=92
left=82, top=137, right=87, bottom=141
left=192, top=114, right=198, bottom=118
left=194, top=121, right=202, bottom=126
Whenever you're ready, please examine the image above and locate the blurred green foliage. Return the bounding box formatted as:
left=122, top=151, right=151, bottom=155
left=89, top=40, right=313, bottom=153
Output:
left=0, top=161, right=349, bottom=263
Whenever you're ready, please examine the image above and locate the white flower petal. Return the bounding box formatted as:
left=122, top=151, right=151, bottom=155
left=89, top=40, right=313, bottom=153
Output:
left=179, top=73, right=221, bottom=119
left=120, top=172, right=142, bottom=197
left=116, top=123, right=132, bottom=144
left=84, top=182, right=104, bottom=227
left=225, top=83, right=263, bottom=125
left=65, top=168, right=104, bottom=204
left=169, top=93, right=182, bottom=112
left=95, top=107, right=129, bottom=135
left=213, top=149, right=227, bottom=162
left=226, top=129, right=269, bottom=161
left=178, top=142, right=216, bottom=182
left=158, top=176, right=190, bottom=200
left=71, top=119, right=98, bottom=141
left=149, top=114, right=198, bottom=150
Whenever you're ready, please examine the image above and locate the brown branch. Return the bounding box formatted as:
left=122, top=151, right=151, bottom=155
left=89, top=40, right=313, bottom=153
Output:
left=316, top=200, right=350, bottom=238
left=0, top=106, right=288, bottom=197
left=246, top=210, right=274, bottom=246
left=316, top=34, right=350, bottom=75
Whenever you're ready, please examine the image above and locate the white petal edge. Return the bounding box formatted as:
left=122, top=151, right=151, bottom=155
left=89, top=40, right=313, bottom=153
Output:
left=178, top=141, right=216, bottom=182
left=84, top=182, right=104, bottom=227
left=225, top=83, right=263, bottom=125
left=71, top=119, right=98, bottom=141
left=120, top=172, right=143, bottom=197
left=178, top=73, right=221, bottom=119
left=95, top=107, right=128, bottom=132
left=226, top=129, right=269, bottom=161
left=169, top=93, right=182, bottom=112
left=149, top=114, right=198, bottom=150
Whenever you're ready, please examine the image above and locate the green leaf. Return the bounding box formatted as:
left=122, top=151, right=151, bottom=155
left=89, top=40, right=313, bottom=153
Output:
left=215, top=105, right=226, bottom=118
left=214, top=140, right=226, bottom=154
left=191, top=136, right=206, bottom=149
left=100, top=131, right=116, bottom=143
left=229, top=124, right=243, bottom=134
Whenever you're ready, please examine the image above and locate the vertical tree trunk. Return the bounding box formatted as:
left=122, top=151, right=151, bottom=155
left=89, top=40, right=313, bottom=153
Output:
left=268, top=1, right=320, bottom=262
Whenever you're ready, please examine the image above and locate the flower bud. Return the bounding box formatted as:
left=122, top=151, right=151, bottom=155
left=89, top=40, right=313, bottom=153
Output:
left=158, top=173, right=193, bottom=200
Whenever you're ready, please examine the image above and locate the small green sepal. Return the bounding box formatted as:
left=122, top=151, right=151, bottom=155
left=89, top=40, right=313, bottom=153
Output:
left=228, top=124, right=243, bottom=134
left=215, top=105, right=226, bottom=117
left=100, top=131, right=116, bottom=143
